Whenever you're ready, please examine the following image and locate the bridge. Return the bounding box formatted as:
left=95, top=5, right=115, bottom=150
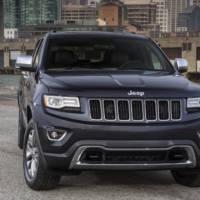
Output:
left=0, top=36, right=200, bottom=72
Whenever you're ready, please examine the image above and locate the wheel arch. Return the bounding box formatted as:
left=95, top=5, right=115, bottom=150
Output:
left=18, top=105, right=35, bottom=149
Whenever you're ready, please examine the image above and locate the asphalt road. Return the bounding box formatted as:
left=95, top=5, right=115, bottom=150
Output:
left=0, top=102, right=200, bottom=200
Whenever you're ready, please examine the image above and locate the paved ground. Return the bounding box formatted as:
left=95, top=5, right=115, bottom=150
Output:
left=0, top=102, right=200, bottom=200
left=0, top=75, right=19, bottom=99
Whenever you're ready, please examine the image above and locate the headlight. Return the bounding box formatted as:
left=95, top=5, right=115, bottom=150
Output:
left=187, top=98, right=200, bottom=109
left=44, top=95, right=80, bottom=109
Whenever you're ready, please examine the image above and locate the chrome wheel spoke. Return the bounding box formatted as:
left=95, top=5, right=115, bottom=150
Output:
left=26, top=145, right=32, bottom=160
left=27, top=160, right=32, bottom=169
left=26, top=151, right=32, bottom=161
left=28, top=133, right=33, bottom=147
left=31, top=160, right=37, bottom=177
left=25, top=129, right=39, bottom=179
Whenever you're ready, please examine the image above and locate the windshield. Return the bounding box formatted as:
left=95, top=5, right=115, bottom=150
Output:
left=45, top=37, right=174, bottom=73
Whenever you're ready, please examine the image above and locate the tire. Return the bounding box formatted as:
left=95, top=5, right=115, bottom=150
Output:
left=171, top=169, right=200, bottom=187
left=23, top=120, right=61, bottom=190
left=18, top=109, right=26, bottom=149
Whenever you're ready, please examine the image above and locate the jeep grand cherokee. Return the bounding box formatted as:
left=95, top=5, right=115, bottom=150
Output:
left=16, top=31, right=200, bottom=190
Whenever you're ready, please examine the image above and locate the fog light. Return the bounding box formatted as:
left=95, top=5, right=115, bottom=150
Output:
left=47, top=129, right=67, bottom=141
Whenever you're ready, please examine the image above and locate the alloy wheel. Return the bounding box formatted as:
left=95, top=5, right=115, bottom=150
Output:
left=25, top=129, right=39, bottom=179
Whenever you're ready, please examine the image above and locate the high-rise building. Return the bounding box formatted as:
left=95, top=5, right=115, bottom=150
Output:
left=0, top=1, right=3, bottom=37
left=3, top=0, right=20, bottom=39
left=3, top=0, right=20, bottom=28
left=178, top=5, right=200, bottom=31
left=57, top=0, right=62, bottom=21
left=20, top=0, right=58, bottom=26
left=62, top=0, right=88, bottom=5
left=61, top=5, right=98, bottom=25
left=123, top=0, right=158, bottom=32
left=165, top=0, right=190, bottom=32
left=152, top=0, right=169, bottom=32
left=192, top=0, right=200, bottom=6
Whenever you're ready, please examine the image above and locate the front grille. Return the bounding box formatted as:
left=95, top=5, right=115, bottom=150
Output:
left=89, top=99, right=182, bottom=122
left=80, top=148, right=188, bottom=164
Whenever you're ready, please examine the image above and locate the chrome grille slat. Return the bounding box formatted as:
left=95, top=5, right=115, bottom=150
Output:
left=118, top=100, right=130, bottom=121
left=89, top=99, right=182, bottom=122
left=171, top=100, right=182, bottom=121
left=158, top=100, right=170, bottom=121
left=145, top=100, right=157, bottom=121
left=89, top=100, right=101, bottom=120
left=132, top=100, right=143, bottom=121
left=103, top=100, right=116, bottom=120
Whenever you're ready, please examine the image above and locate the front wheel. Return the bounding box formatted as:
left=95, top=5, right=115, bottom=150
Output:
left=23, top=120, right=61, bottom=190
left=171, top=169, right=200, bottom=187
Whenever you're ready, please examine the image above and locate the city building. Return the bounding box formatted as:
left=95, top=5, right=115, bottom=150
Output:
left=0, top=1, right=3, bottom=38
left=4, top=28, right=18, bottom=39
left=177, top=5, right=200, bottom=32
left=61, top=5, right=98, bottom=25
left=152, top=0, right=169, bottom=32
left=3, top=0, right=20, bottom=28
left=88, top=0, right=100, bottom=7
left=20, top=0, right=58, bottom=26
left=3, top=0, right=59, bottom=38
left=57, top=0, right=62, bottom=21
left=3, top=0, right=20, bottom=39
left=192, top=0, right=200, bottom=6
left=123, top=0, right=158, bottom=32
left=165, top=0, right=190, bottom=32
left=62, top=0, right=88, bottom=5
left=98, top=0, right=125, bottom=26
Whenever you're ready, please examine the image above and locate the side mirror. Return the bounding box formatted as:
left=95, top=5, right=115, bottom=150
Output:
left=15, top=56, right=35, bottom=72
left=174, top=58, right=188, bottom=73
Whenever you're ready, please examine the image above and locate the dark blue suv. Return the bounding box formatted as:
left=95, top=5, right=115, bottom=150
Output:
left=16, top=31, right=200, bottom=190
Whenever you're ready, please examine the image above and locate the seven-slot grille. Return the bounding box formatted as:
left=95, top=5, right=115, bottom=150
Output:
left=89, top=99, right=182, bottom=122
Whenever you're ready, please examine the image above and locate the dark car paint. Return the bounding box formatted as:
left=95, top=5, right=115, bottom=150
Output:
left=17, top=31, right=200, bottom=172
left=41, top=72, right=200, bottom=97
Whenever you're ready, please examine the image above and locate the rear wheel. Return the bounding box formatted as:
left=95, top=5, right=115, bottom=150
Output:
left=23, top=120, right=61, bottom=190
left=171, top=169, right=200, bottom=187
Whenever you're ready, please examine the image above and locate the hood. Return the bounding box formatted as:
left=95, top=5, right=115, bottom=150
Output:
left=40, top=72, right=200, bottom=98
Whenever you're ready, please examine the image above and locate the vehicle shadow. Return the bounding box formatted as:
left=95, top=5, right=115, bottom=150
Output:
left=59, top=170, right=175, bottom=187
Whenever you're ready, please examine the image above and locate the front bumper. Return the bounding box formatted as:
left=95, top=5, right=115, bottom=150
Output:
left=34, top=106, right=200, bottom=172
left=69, top=144, right=196, bottom=170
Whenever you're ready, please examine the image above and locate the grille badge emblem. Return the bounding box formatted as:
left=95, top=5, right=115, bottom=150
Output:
left=128, top=90, right=144, bottom=97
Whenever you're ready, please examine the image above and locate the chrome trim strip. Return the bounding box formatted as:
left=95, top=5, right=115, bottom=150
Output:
left=145, top=99, right=157, bottom=122
left=158, top=100, right=170, bottom=121
left=116, top=99, right=130, bottom=121
left=132, top=99, right=145, bottom=122
left=88, top=99, right=103, bottom=121
left=170, top=99, right=182, bottom=121
left=69, top=145, right=196, bottom=170
left=46, top=130, right=67, bottom=142
left=103, top=99, right=117, bottom=121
